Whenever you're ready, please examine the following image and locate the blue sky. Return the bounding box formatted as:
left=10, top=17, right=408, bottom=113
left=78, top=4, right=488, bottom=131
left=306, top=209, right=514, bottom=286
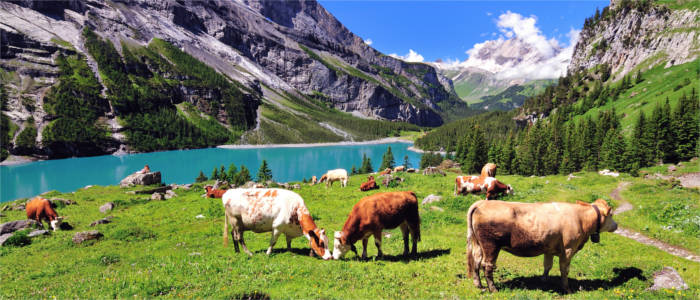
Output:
left=319, top=0, right=609, bottom=63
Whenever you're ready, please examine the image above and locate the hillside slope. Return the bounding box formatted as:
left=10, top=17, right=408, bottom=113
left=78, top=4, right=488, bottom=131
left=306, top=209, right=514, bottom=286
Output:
left=0, top=0, right=466, bottom=161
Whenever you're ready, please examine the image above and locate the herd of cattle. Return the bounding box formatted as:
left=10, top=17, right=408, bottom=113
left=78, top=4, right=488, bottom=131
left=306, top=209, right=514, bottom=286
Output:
left=23, top=163, right=617, bottom=293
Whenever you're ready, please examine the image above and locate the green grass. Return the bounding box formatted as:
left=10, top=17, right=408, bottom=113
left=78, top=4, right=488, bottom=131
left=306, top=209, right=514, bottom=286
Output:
left=0, top=167, right=698, bottom=298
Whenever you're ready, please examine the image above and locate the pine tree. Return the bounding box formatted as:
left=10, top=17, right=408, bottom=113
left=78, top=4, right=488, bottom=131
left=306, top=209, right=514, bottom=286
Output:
left=351, top=165, right=357, bottom=175
left=211, top=167, right=219, bottom=181
left=460, top=126, right=487, bottom=174
left=673, top=90, right=700, bottom=161
left=195, top=170, right=208, bottom=183
left=256, top=160, right=273, bottom=183
left=360, top=154, right=374, bottom=174
left=403, top=155, right=411, bottom=169
left=219, top=165, right=227, bottom=181
left=635, top=69, right=643, bottom=84
left=302, top=178, right=308, bottom=183
left=227, top=163, right=238, bottom=182
left=237, top=166, right=251, bottom=184
left=379, top=146, right=395, bottom=170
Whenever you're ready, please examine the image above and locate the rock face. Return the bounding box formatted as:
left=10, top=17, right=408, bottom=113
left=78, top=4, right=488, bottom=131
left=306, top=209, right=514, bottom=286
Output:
left=569, top=3, right=699, bottom=80
left=649, top=267, right=688, bottom=291
left=0, top=219, right=42, bottom=234
left=72, top=230, right=103, bottom=244
left=99, top=202, right=114, bottom=213
left=119, top=172, right=162, bottom=187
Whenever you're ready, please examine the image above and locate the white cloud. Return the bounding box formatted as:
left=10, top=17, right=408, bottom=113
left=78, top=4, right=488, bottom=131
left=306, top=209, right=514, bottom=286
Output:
left=441, top=11, right=580, bottom=80
left=389, top=49, right=425, bottom=63
left=364, top=38, right=373, bottom=46
left=486, top=12, right=492, bottom=16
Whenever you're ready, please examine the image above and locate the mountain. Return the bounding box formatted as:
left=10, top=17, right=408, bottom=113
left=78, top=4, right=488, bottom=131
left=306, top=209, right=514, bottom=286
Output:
left=0, top=0, right=468, bottom=160
left=433, top=37, right=563, bottom=111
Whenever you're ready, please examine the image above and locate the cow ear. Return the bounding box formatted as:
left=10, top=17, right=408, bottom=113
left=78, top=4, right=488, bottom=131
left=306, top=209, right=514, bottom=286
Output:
left=576, top=200, right=589, bottom=206
left=308, top=230, right=319, bottom=241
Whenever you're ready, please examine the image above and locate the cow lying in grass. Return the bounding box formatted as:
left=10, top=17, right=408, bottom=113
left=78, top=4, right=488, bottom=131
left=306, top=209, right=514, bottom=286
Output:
left=205, top=186, right=226, bottom=198
left=319, top=169, right=348, bottom=187
left=359, top=176, right=378, bottom=192
left=26, top=197, right=63, bottom=231
left=222, top=188, right=331, bottom=259
left=333, top=191, right=420, bottom=260
left=455, top=176, right=512, bottom=200
left=467, top=199, right=618, bottom=293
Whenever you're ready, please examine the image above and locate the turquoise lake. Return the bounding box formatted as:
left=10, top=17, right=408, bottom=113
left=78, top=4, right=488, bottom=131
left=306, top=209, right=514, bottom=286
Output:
left=0, top=142, right=421, bottom=203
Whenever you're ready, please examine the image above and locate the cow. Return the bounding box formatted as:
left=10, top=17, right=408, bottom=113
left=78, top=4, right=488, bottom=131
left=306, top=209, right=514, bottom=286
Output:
left=359, top=176, right=378, bottom=192
left=378, top=168, right=392, bottom=176
left=222, top=188, right=331, bottom=259
left=393, top=166, right=405, bottom=173
left=205, top=186, right=227, bottom=198
left=136, top=164, right=151, bottom=174
left=481, top=163, right=497, bottom=177
left=318, top=169, right=348, bottom=187
left=25, top=197, right=63, bottom=231
left=332, top=191, right=420, bottom=260
left=454, top=176, right=513, bottom=200
left=310, top=176, right=318, bottom=185
left=466, top=199, right=618, bottom=293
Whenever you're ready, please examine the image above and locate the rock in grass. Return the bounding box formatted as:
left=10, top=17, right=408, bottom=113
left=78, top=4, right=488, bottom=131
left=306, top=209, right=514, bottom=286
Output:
left=49, top=198, right=77, bottom=206
left=119, top=172, right=162, bottom=187
left=27, top=230, right=49, bottom=237
left=0, top=220, right=42, bottom=234
left=164, top=190, right=177, bottom=199
left=90, top=216, right=114, bottom=227
left=72, top=230, right=103, bottom=244
left=151, top=192, right=164, bottom=201
left=421, top=194, right=443, bottom=205
left=99, top=202, right=115, bottom=213
left=195, top=214, right=205, bottom=219
left=649, top=267, right=688, bottom=291
left=422, top=167, right=445, bottom=176
left=0, top=233, right=13, bottom=246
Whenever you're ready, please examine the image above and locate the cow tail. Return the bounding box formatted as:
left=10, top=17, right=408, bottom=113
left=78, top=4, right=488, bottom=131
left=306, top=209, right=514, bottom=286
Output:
left=466, top=202, right=480, bottom=278
left=223, top=209, right=229, bottom=247
left=408, top=191, right=421, bottom=242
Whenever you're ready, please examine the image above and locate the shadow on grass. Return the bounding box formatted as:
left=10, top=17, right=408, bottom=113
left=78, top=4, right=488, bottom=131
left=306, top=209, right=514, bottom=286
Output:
left=353, top=248, right=451, bottom=262
left=500, top=267, right=646, bottom=294
left=230, top=292, right=270, bottom=300
left=259, top=247, right=313, bottom=256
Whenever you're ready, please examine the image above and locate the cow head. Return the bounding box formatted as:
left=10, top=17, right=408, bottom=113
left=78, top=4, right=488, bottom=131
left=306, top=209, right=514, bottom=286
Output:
left=307, top=228, right=331, bottom=260
left=50, top=216, right=64, bottom=231
left=506, top=184, right=514, bottom=195
left=332, top=231, right=357, bottom=259
left=319, top=175, right=328, bottom=183
left=593, top=199, right=617, bottom=233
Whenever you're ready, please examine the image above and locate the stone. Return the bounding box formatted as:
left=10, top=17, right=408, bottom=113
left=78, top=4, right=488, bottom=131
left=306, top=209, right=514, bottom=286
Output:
left=27, top=230, right=49, bottom=238
left=195, top=214, right=205, bottom=219
left=164, top=190, right=177, bottom=199
left=649, top=267, right=688, bottom=291
left=422, top=167, right=446, bottom=176
left=151, top=193, right=164, bottom=201
left=430, top=206, right=445, bottom=212
left=128, top=185, right=172, bottom=195
left=119, top=171, right=162, bottom=187
left=292, top=184, right=301, bottom=190
left=213, top=180, right=229, bottom=190
left=49, top=198, right=77, bottom=206
left=99, top=202, right=115, bottom=213
left=0, top=233, right=13, bottom=246
left=242, top=181, right=264, bottom=189
left=438, top=159, right=460, bottom=170
left=72, top=230, right=103, bottom=244
left=181, top=184, right=193, bottom=190
left=598, top=169, right=620, bottom=177
left=668, top=165, right=677, bottom=172
left=90, top=216, right=114, bottom=227
left=422, top=194, right=443, bottom=205
left=0, top=219, right=42, bottom=234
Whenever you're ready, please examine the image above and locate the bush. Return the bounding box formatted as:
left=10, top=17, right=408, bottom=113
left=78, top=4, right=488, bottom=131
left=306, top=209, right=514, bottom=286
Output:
left=4, top=229, right=32, bottom=247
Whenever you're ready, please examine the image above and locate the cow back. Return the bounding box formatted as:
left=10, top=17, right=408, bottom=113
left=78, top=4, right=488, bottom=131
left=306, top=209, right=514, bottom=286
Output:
left=344, top=191, right=418, bottom=238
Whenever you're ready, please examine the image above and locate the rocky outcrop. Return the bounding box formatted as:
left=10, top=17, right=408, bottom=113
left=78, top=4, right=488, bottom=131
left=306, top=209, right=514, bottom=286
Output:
left=569, top=2, right=699, bottom=80
left=0, top=219, right=41, bottom=234
left=72, top=230, right=102, bottom=244
left=119, top=172, right=162, bottom=187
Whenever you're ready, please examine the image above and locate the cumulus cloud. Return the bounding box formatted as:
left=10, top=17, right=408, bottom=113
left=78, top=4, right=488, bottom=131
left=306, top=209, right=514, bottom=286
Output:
left=364, top=38, right=373, bottom=46
left=439, top=11, right=580, bottom=80
left=389, top=49, right=425, bottom=63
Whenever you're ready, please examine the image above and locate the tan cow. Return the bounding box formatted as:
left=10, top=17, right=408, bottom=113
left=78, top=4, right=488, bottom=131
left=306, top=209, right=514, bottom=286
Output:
left=332, top=191, right=420, bottom=260
left=467, top=199, right=617, bottom=293
left=318, top=169, right=348, bottom=187
left=480, top=163, right=497, bottom=177
left=393, top=166, right=405, bottom=173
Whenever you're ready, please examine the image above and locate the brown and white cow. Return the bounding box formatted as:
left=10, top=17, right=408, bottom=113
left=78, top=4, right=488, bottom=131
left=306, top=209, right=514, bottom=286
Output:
left=222, top=188, right=331, bottom=259
left=359, top=176, right=378, bottom=192
left=467, top=199, right=617, bottom=293
left=454, top=176, right=513, bottom=200
left=26, top=197, right=63, bottom=231
left=318, top=169, right=348, bottom=187
left=205, top=186, right=227, bottom=198
left=332, top=191, right=420, bottom=260
left=393, top=166, right=405, bottom=173
left=481, top=163, right=497, bottom=177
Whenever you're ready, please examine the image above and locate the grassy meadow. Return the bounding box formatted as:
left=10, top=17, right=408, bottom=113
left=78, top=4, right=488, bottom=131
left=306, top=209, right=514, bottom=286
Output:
left=1, top=162, right=698, bottom=299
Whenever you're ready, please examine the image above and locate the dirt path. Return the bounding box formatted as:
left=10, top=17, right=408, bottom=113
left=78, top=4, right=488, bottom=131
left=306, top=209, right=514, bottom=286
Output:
left=610, top=181, right=700, bottom=263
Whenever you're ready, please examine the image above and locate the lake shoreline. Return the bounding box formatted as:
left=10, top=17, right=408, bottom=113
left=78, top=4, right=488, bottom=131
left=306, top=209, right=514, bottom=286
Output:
left=0, top=155, right=40, bottom=166
left=218, top=137, right=415, bottom=149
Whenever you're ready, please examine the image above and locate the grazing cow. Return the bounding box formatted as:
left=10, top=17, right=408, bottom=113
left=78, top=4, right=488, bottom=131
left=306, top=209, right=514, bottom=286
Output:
left=359, top=176, right=378, bottom=192
left=378, top=168, right=392, bottom=176
left=318, top=169, right=348, bottom=187
left=481, top=163, right=497, bottom=177
left=467, top=199, right=617, bottom=293
left=26, top=197, right=63, bottom=231
left=205, top=186, right=227, bottom=198
left=310, top=176, right=318, bottom=185
left=454, top=176, right=513, bottom=200
left=222, top=188, right=331, bottom=259
left=136, top=164, right=151, bottom=174
left=332, top=191, right=420, bottom=260
left=393, top=166, right=405, bottom=173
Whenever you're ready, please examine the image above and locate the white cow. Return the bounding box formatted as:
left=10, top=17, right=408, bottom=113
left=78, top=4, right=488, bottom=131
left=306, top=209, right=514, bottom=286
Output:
left=222, top=188, right=331, bottom=259
left=318, top=168, right=348, bottom=187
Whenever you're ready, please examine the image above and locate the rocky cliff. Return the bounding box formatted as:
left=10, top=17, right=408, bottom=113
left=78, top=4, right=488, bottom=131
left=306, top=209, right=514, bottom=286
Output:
left=569, top=0, right=699, bottom=80
left=0, top=0, right=466, bottom=160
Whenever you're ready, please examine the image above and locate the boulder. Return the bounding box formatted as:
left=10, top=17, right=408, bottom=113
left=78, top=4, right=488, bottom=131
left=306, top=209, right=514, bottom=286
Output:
left=49, top=198, right=77, bottom=206
left=1, top=202, right=26, bottom=211
left=668, top=165, right=677, bottom=173
left=90, top=216, right=114, bottom=227
left=119, top=171, right=162, bottom=187
left=72, top=230, right=103, bottom=244
left=292, top=184, right=301, bottom=190
left=151, top=193, right=164, bottom=201
left=649, top=267, right=688, bottom=291
left=213, top=180, right=229, bottom=190
left=127, top=185, right=172, bottom=195
left=164, top=190, right=177, bottom=199
left=438, top=159, right=460, bottom=170
left=27, top=230, right=49, bottom=237
left=422, top=167, right=446, bottom=176
left=422, top=194, right=443, bottom=205
left=0, top=219, right=42, bottom=234
left=382, top=175, right=404, bottom=188
left=0, top=233, right=13, bottom=246
left=99, top=202, right=115, bottom=213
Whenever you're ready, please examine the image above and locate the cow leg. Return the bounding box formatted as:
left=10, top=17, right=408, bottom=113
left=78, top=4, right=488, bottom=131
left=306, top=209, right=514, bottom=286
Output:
left=239, top=233, right=253, bottom=257
left=373, top=231, right=383, bottom=258
left=481, top=243, right=500, bottom=292
left=266, top=229, right=281, bottom=255
left=469, top=243, right=484, bottom=289
left=361, top=237, right=369, bottom=259
left=542, top=254, right=554, bottom=281
left=559, top=251, right=574, bottom=293
left=400, top=223, right=410, bottom=256
left=285, top=234, right=292, bottom=251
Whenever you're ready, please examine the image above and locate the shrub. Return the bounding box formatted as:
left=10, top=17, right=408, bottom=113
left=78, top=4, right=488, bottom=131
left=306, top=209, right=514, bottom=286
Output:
left=4, top=229, right=32, bottom=247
